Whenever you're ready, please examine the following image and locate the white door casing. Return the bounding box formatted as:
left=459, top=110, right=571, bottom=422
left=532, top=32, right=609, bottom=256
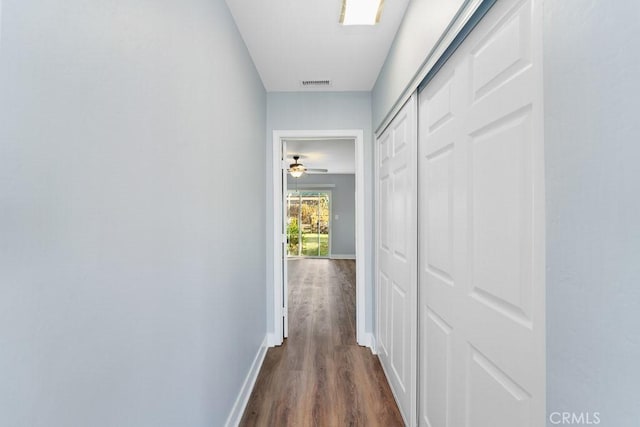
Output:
left=376, top=94, right=418, bottom=426
left=281, top=140, right=289, bottom=338
left=418, top=0, right=545, bottom=426
left=271, top=130, right=368, bottom=347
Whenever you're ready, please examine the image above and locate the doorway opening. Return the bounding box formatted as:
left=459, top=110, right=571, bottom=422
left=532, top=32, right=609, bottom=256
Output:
left=271, top=129, right=368, bottom=348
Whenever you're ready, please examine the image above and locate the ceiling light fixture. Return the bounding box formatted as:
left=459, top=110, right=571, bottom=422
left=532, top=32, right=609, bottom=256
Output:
left=339, top=0, right=384, bottom=25
left=289, top=166, right=305, bottom=178
left=288, top=156, right=306, bottom=178
left=288, top=155, right=328, bottom=178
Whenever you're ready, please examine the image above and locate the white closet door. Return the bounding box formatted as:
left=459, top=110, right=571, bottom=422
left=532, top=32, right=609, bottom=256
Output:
left=418, top=0, right=545, bottom=426
left=377, top=95, right=418, bottom=426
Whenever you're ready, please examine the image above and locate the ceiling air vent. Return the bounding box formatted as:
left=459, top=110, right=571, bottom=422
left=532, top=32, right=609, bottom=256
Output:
left=300, top=79, right=332, bottom=88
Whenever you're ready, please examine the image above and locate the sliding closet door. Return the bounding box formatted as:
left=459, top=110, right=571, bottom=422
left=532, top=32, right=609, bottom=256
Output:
left=418, top=0, right=544, bottom=426
left=376, top=95, right=418, bottom=426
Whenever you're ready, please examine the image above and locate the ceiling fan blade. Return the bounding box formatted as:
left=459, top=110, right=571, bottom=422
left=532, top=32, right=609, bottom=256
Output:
left=305, top=168, right=328, bottom=173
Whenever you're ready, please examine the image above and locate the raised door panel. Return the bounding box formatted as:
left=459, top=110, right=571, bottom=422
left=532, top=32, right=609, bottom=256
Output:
left=378, top=271, right=390, bottom=357
left=421, top=308, right=453, bottom=427
left=466, top=346, right=531, bottom=427
left=425, top=147, right=454, bottom=282
left=469, top=110, right=534, bottom=328
left=392, top=163, right=410, bottom=262
left=391, top=281, right=408, bottom=392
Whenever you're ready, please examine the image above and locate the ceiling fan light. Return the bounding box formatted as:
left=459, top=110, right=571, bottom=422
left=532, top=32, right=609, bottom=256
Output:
left=339, top=0, right=384, bottom=26
left=289, top=166, right=305, bottom=178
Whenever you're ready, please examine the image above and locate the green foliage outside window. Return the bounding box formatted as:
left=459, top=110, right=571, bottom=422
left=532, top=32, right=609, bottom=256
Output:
left=287, top=217, right=300, bottom=254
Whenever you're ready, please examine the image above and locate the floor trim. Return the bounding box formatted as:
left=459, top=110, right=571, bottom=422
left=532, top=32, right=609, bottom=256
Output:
left=330, top=254, right=356, bottom=260
left=366, top=333, right=377, bottom=354
left=224, top=335, right=268, bottom=427
left=266, top=332, right=280, bottom=347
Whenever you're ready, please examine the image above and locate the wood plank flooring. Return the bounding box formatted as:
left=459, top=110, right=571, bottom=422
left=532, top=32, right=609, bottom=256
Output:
left=240, top=259, right=404, bottom=427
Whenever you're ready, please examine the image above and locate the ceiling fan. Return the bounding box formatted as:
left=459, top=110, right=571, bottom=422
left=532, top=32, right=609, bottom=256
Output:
left=288, top=155, right=328, bottom=178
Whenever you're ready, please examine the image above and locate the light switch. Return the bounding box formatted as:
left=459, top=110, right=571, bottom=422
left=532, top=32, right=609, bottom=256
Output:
left=334, top=214, right=339, bottom=220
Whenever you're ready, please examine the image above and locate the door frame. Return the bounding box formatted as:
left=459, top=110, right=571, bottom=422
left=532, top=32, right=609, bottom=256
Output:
left=271, top=129, right=367, bottom=347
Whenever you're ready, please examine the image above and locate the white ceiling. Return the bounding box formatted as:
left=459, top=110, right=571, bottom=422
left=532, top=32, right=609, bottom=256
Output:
left=286, top=139, right=355, bottom=173
left=225, top=0, right=410, bottom=92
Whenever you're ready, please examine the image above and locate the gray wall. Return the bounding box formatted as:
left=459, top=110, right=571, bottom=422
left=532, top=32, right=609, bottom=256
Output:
left=544, top=1, right=640, bottom=425
left=0, top=1, right=266, bottom=426
left=266, top=92, right=373, bottom=333
left=288, top=174, right=356, bottom=256
left=371, top=0, right=464, bottom=129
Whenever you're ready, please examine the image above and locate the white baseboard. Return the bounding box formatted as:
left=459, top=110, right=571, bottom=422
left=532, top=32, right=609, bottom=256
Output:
left=224, top=335, right=268, bottom=427
left=266, top=332, right=281, bottom=347
left=367, top=333, right=377, bottom=354
left=330, top=254, right=356, bottom=260
left=357, top=332, right=377, bottom=353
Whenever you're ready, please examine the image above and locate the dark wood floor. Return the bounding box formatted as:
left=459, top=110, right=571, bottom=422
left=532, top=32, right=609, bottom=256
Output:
left=240, top=259, right=404, bottom=427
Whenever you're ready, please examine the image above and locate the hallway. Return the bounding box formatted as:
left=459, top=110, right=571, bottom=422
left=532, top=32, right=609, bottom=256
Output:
left=240, top=259, right=403, bottom=426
